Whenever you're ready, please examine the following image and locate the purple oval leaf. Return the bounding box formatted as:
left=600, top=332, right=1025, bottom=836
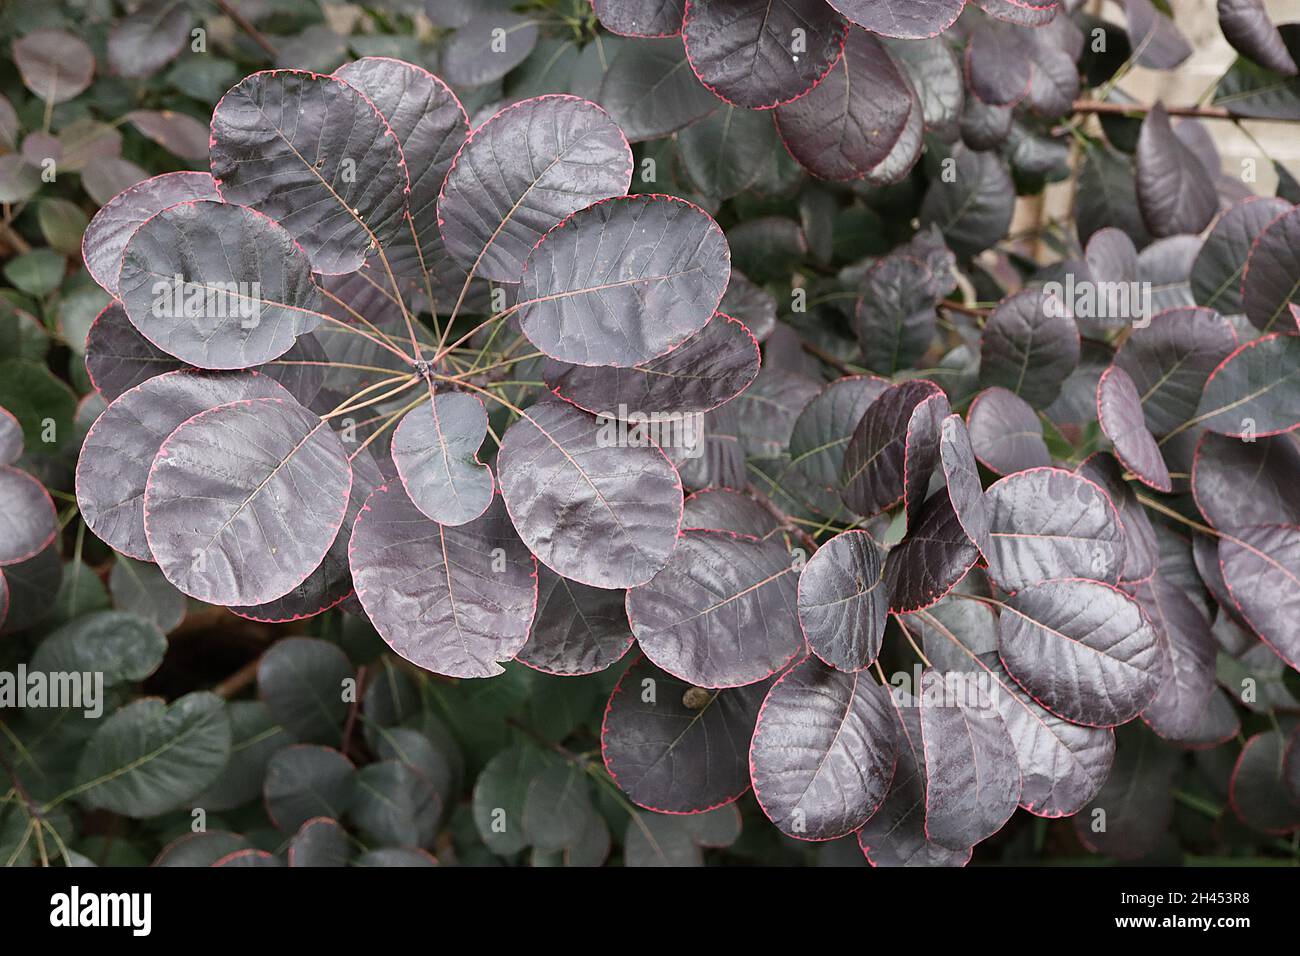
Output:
left=1218, top=523, right=1300, bottom=671
left=966, top=386, right=1051, bottom=476
left=1192, top=431, right=1300, bottom=531
left=840, top=379, right=949, bottom=520
left=885, top=489, right=980, bottom=613
left=1242, top=203, right=1300, bottom=333
left=84, top=302, right=185, bottom=402
left=1195, top=333, right=1300, bottom=437
left=442, top=13, right=539, bottom=87
left=0, top=466, right=57, bottom=566
left=1218, top=0, right=1297, bottom=75
left=681, top=487, right=781, bottom=539
left=593, top=0, right=685, bottom=37
left=516, top=565, right=634, bottom=675
left=789, top=374, right=891, bottom=492
left=13, top=29, right=94, bottom=103
left=1075, top=452, right=1159, bottom=584
left=1192, top=196, right=1291, bottom=315
left=939, top=414, right=991, bottom=559
left=797, top=530, right=887, bottom=672
left=1136, top=103, right=1218, bottom=238
left=392, top=390, right=493, bottom=527
left=1127, top=574, right=1217, bottom=741
left=825, top=0, right=964, bottom=39
left=978, top=288, right=1080, bottom=410
left=1097, top=365, right=1172, bottom=492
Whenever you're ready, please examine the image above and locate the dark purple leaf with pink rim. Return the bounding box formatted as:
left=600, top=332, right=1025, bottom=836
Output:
left=593, top=0, right=684, bottom=37
left=965, top=21, right=1032, bottom=107
left=1242, top=204, right=1300, bottom=333
left=1136, top=104, right=1218, bottom=237
left=84, top=302, right=185, bottom=402
left=350, top=487, right=537, bottom=678
left=919, top=669, right=1020, bottom=849
left=1230, top=730, right=1300, bottom=834
left=1127, top=574, right=1216, bottom=741
left=1192, top=431, right=1300, bottom=531
left=789, top=375, right=890, bottom=492
left=939, top=414, right=991, bottom=559
left=840, top=379, right=948, bottom=520
left=627, top=529, right=802, bottom=688
left=1218, top=523, right=1300, bottom=670
left=1195, top=334, right=1300, bottom=437
left=144, top=398, right=352, bottom=606
left=517, top=194, right=729, bottom=367
left=0, top=466, right=57, bottom=566
left=978, top=288, right=1080, bottom=409
left=999, top=578, right=1163, bottom=726
left=854, top=254, right=939, bottom=375
left=516, top=564, right=634, bottom=675
left=966, top=386, right=1051, bottom=476
left=81, top=172, right=219, bottom=297
left=974, top=0, right=1060, bottom=27
left=118, top=201, right=323, bottom=370
left=76, top=371, right=295, bottom=561
left=602, top=654, right=765, bottom=812
left=681, top=488, right=780, bottom=539
left=919, top=146, right=1015, bottom=257
left=496, top=400, right=682, bottom=589
left=1127, top=0, right=1193, bottom=69
left=209, top=70, right=410, bottom=275
left=392, top=391, right=493, bottom=527
left=885, top=489, right=979, bottom=613
left=1097, top=365, right=1171, bottom=492
left=1218, top=0, right=1297, bottom=75
left=1192, top=197, right=1291, bottom=315
left=750, top=657, right=897, bottom=840
left=1075, top=452, right=1158, bottom=584
left=682, top=0, right=846, bottom=110
left=797, top=530, right=887, bottom=672
left=545, top=313, right=758, bottom=416
left=825, top=0, right=964, bottom=39
left=985, top=468, right=1126, bottom=592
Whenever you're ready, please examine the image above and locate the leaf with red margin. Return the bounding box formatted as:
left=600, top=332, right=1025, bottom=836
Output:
left=749, top=657, right=897, bottom=840
left=350, top=487, right=537, bottom=678
left=437, top=95, right=631, bottom=284
left=119, top=200, right=323, bottom=370
left=840, top=379, right=948, bottom=521
left=885, top=489, right=979, bottom=614
left=919, top=669, right=1020, bottom=849
left=985, top=468, right=1126, bottom=592
left=288, top=817, right=350, bottom=867
left=1126, top=574, right=1217, bottom=741
left=593, top=0, right=685, bottom=37
left=1192, top=431, right=1300, bottom=530
left=1219, top=523, right=1300, bottom=671
left=825, top=0, right=964, bottom=39
left=496, top=400, right=683, bottom=589
left=1097, top=365, right=1172, bottom=492
left=516, top=564, right=634, bottom=675
left=1113, top=306, right=1238, bottom=437
left=978, top=288, right=1080, bottom=410
left=1076, top=452, right=1158, bottom=584
left=77, top=370, right=295, bottom=561
left=856, top=688, right=972, bottom=867
left=84, top=302, right=185, bottom=402
left=789, top=375, right=890, bottom=492
left=144, top=398, right=352, bottom=606
left=773, top=29, right=916, bottom=181
left=681, top=488, right=781, bottom=539
left=682, top=0, right=847, bottom=110
left=545, top=313, right=758, bottom=416
left=0, top=467, right=56, bottom=566
left=154, top=831, right=253, bottom=867
left=913, top=601, right=1115, bottom=818
left=1074, top=720, right=1178, bottom=859
left=597, top=37, right=718, bottom=141
left=392, top=391, right=493, bottom=527
left=999, top=578, right=1163, bottom=726
left=966, top=386, right=1051, bottom=476
left=1195, top=334, right=1300, bottom=437
left=965, top=20, right=1033, bottom=107
left=209, top=70, right=409, bottom=275
left=1242, top=204, right=1300, bottom=333
left=1219, top=0, right=1298, bottom=74
left=797, top=530, right=887, bottom=672
left=517, top=194, right=729, bottom=367
left=627, top=529, right=802, bottom=688
left=854, top=255, right=939, bottom=375
left=1127, top=0, right=1193, bottom=69
left=974, top=0, right=1059, bottom=27
left=939, top=414, right=991, bottom=559
left=332, top=57, right=468, bottom=281
left=0, top=407, right=20, bottom=467
left=602, top=654, right=766, bottom=812
left=81, top=172, right=219, bottom=297
left=1230, top=730, right=1300, bottom=834
left=1136, top=103, right=1218, bottom=238
left=1192, top=196, right=1291, bottom=315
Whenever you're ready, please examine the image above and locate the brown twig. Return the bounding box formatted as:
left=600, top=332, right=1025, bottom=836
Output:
left=214, top=0, right=279, bottom=58
left=213, top=656, right=261, bottom=699
left=1071, top=98, right=1233, bottom=120
left=799, top=339, right=858, bottom=377
left=938, top=299, right=990, bottom=318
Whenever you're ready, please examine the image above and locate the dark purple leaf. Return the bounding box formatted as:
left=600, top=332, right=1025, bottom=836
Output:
left=1074, top=722, right=1177, bottom=859
left=1192, top=196, right=1291, bottom=315
left=682, top=488, right=781, bottom=539
left=961, top=94, right=1013, bottom=150
left=986, top=467, right=1125, bottom=592
left=516, top=565, right=634, bottom=675
left=81, top=172, right=219, bottom=297
left=1075, top=452, right=1158, bottom=584
left=773, top=29, right=917, bottom=181
left=797, top=530, right=887, bottom=671
left=1230, top=730, right=1300, bottom=833
left=210, top=70, right=409, bottom=275
left=1242, top=203, right=1300, bottom=333
left=350, top=486, right=537, bottom=677
left=919, top=670, right=1020, bottom=849
left=13, top=29, right=94, bottom=103
left=974, top=0, right=1060, bottom=27
left=1136, top=103, right=1218, bottom=237
left=602, top=655, right=765, bottom=812
left=497, top=401, right=683, bottom=588
left=593, top=0, right=685, bottom=37
left=438, top=95, right=632, bottom=283
left=545, top=313, right=758, bottom=416
left=999, top=578, right=1163, bottom=726
left=84, top=302, right=184, bottom=402
left=919, top=146, right=1015, bottom=258
left=1127, top=0, right=1193, bottom=69
left=733, top=365, right=820, bottom=459
left=597, top=37, right=718, bottom=141
left=854, top=255, right=939, bottom=375
left=825, top=0, right=964, bottom=39
left=0, top=466, right=57, bottom=566
left=441, top=12, right=538, bottom=86
left=682, top=0, right=847, bottom=109
left=750, top=658, right=897, bottom=840
left=789, top=375, right=890, bottom=492
left=118, top=200, right=322, bottom=370
left=517, top=194, right=729, bottom=367
left=1218, top=523, right=1300, bottom=671
left=840, top=379, right=949, bottom=520
left=627, top=529, right=802, bottom=688
left=76, top=370, right=294, bottom=561
left=1196, top=333, right=1300, bottom=437
left=978, top=288, right=1080, bottom=409
left=1113, top=306, right=1238, bottom=437
left=392, top=391, right=493, bottom=527
left=1218, top=0, right=1297, bottom=75
left=965, top=386, right=1051, bottom=475
left=885, top=489, right=980, bottom=613
left=144, top=397, right=351, bottom=605
left=965, top=21, right=1032, bottom=107
left=718, top=270, right=776, bottom=341
left=1193, top=431, right=1300, bottom=534
left=1097, top=365, right=1172, bottom=492
left=1127, top=574, right=1217, bottom=740
left=939, top=414, right=991, bottom=559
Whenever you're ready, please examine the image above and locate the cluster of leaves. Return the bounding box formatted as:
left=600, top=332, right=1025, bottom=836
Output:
left=2, top=0, right=1300, bottom=867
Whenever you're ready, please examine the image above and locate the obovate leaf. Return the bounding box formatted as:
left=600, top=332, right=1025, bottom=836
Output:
left=1194, top=333, right=1300, bottom=436
left=84, top=303, right=184, bottom=402
left=13, top=29, right=94, bottom=103
left=797, top=530, right=887, bottom=672
left=1218, top=523, right=1300, bottom=670
left=31, top=610, right=166, bottom=687
left=826, top=0, right=964, bottom=39
left=593, top=0, right=685, bottom=37
left=289, top=818, right=350, bottom=867
left=1136, top=104, right=1218, bottom=238
left=750, top=658, right=897, bottom=840
left=966, top=386, right=1051, bottom=475
left=1076, top=452, right=1159, bottom=584
left=392, top=391, right=493, bottom=527
left=256, top=637, right=352, bottom=744
left=1192, top=432, right=1300, bottom=531
left=264, top=745, right=357, bottom=832
left=978, top=288, right=1080, bottom=410
left=1097, top=365, right=1171, bottom=492
left=919, top=146, right=1015, bottom=258
left=1192, top=196, right=1291, bottom=315
left=515, top=565, right=633, bottom=675
left=788, top=375, right=890, bottom=492
left=0, top=466, right=57, bottom=566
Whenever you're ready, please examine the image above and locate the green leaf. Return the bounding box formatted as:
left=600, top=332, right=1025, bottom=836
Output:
left=31, top=610, right=166, bottom=687
left=0, top=360, right=76, bottom=450
left=3, top=248, right=66, bottom=297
